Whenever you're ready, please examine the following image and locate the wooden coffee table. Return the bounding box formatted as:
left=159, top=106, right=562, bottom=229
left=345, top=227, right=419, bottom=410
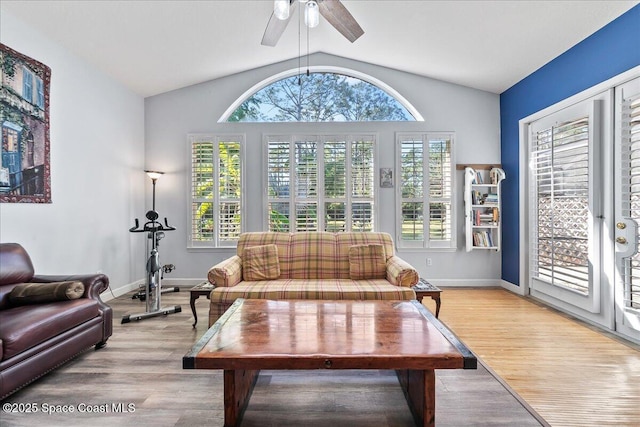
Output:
left=183, top=299, right=476, bottom=427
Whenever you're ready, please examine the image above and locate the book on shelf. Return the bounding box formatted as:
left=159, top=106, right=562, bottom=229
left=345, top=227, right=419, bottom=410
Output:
left=472, top=230, right=495, bottom=247
left=485, top=193, right=498, bottom=203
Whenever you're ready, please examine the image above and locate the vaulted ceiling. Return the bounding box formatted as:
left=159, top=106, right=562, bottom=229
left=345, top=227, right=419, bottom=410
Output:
left=2, top=1, right=637, bottom=97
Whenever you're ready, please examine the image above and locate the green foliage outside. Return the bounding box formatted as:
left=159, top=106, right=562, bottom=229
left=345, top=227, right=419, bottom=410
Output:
left=228, top=73, right=413, bottom=122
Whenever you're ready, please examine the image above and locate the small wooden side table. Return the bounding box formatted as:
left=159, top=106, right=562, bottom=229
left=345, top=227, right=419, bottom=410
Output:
left=190, top=282, right=215, bottom=328
left=412, top=278, right=442, bottom=318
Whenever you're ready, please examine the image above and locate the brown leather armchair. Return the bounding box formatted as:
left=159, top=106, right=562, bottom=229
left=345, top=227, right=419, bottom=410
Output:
left=0, top=243, right=112, bottom=400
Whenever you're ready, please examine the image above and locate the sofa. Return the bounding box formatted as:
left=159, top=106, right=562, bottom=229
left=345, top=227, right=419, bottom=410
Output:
left=0, top=243, right=113, bottom=400
left=207, top=232, right=419, bottom=326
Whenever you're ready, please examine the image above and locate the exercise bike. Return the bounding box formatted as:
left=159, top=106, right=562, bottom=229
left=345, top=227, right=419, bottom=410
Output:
left=122, top=172, right=181, bottom=323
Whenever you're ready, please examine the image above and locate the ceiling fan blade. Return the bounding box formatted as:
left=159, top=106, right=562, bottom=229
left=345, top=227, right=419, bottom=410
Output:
left=262, top=1, right=298, bottom=46
left=318, top=0, right=364, bottom=43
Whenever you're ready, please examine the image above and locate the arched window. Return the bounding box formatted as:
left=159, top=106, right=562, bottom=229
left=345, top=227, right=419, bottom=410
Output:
left=224, top=69, right=419, bottom=122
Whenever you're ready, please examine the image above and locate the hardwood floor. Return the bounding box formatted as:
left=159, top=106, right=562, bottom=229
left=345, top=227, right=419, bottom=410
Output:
left=1, top=289, right=542, bottom=427
left=435, top=288, right=640, bottom=427
left=5, top=287, right=636, bottom=426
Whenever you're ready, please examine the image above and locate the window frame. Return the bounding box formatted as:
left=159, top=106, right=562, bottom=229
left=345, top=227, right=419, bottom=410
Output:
left=188, top=133, right=245, bottom=249
left=395, top=132, right=457, bottom=251
left=263, top=133, right=378, bottom=233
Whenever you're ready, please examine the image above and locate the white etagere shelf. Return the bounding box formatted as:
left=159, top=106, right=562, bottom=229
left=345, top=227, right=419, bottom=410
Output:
left=463, top=166, right=506, bottom=252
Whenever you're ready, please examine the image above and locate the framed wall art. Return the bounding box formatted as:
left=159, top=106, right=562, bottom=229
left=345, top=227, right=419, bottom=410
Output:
left=380, top=168, right=393, bottom=188
left=0, top=43, right=51, bottom=203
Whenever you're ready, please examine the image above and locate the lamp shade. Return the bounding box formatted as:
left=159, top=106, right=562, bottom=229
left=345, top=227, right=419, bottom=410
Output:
left=274, top=0, right=289, bottom=20
left=305, top=1, right=319, bottom=28
left=145, top=170, right=164, bottom=181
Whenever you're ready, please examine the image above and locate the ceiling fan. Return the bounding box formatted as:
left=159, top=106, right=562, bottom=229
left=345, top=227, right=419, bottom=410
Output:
left=262, top=0, right=364, bottom=47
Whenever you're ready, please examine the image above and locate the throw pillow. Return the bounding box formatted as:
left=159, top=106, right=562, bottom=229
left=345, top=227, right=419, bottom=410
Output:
left=348, top=244, right=386, bottom=280
left=243, top=244, right=281, bottom=281
left=9, top=281, right=85, bottom=306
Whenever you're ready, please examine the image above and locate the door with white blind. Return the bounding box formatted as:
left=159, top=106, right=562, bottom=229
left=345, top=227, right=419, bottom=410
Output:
left=614, top=77, right=640, bottom=339
left=528, top=98, right=603, bottom=313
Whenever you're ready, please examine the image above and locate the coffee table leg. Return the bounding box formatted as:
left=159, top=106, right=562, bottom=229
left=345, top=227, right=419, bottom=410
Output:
left=397, top=369, right=435, bottom=427
left=223, top=369, right=260, bottom=427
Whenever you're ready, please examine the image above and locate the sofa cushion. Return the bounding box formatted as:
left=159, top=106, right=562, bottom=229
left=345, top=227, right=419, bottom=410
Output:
left=208, top=279, right=417, bottom=324
left=243, top=245, right=280, bottom=281
left=0, top=299, right=99, bottom=360
left=289, top=232, right=337, bottom=279
left=8, top=281, right=85, bottom=306
left=335, top=233, right=395, bottom=279
left=237, top=232, right=292, bottom=278
left=348, top=244, right=386, bottom=280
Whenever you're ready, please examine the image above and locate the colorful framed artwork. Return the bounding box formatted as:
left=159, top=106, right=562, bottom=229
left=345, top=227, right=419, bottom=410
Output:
left=0, top=43, right=51, bottom=203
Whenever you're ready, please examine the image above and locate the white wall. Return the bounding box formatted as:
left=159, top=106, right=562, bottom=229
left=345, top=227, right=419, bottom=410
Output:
left=145, top=53, right=502, bottom=285
left=0, top=11, right=146, bottom=294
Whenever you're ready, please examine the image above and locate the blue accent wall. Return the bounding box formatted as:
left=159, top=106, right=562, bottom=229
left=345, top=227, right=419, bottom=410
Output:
left=499, top=5, right=640, bottom=285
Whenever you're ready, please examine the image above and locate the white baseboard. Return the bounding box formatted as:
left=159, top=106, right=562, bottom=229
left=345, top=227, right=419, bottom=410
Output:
left=101, top=279, right=144, bottom=302
left=500, top=279, right=526, bottom=296
left=428, top=279, right=502, bottom=287
left=100, top=278, right=206, bottom=302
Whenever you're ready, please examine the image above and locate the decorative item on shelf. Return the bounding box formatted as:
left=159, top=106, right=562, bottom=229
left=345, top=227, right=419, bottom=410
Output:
left=464, top=166, right=506, bottom=252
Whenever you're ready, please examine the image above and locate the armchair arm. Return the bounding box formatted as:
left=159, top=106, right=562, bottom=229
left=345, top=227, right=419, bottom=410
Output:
left=31, top=273, right=112, bottom=342
left=386, top=256, right=419, bottom=287
left=208, top=255, right=242, bottom=287
left=31, top=273, right=110, bottom=300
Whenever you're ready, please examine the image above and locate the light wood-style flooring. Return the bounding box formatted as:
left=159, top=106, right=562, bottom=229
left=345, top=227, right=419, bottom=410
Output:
left=434, top=288, right=640, bottom=427
left=4, top=287, right=637, bottom=426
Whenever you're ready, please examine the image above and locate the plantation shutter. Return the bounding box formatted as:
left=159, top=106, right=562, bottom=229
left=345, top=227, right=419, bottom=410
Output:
left=191, top=140, right=215, bottom=245
left=218, top=141, right=242, bottom=243
left=397, top=133, right=455, bottom=249
left=351, top=139, right=375, bottom=232
left=324, top=141, right=347, bottom=232
left=294, top=139, right=319, bottom=231
left=266, top=135, right=376, bottom=232
left=428, top=136, right=453, bottom=243
left=621, top=93, right=640, bottom=310
left=530, top=117, right=590, bottom=294
left=267, top=140, right=291, bottom=232
left=189, top=135, right=243, bottom=247
left=399, top=138, right=425, bottom=244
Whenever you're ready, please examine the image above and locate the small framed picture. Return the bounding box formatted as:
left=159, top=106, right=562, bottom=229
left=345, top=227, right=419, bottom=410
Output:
left=380, top=168, right=393, bottom=188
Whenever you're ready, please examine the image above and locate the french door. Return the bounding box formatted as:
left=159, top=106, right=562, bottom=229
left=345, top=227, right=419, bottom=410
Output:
left=614, top=77, right=640, bottom=340
left=527, top=75, right=640, bottom=342
left=529, top=97, right=603, bottom=313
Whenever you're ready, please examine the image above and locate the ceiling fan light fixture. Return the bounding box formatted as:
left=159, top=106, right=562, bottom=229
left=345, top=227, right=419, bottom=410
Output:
left=305, top=1, right=319, bottom=28
left=274, top=0, right=290, bottom=20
